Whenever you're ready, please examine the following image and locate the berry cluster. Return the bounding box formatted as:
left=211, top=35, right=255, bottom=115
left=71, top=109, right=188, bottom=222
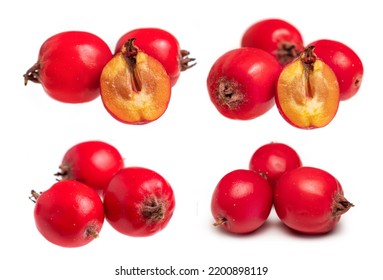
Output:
left=207, top=18, right=363, bottom=129
left=30, top=140, right=175, bottom=248
left=211, top=142, right=354, bottom=235
left=24, top=28, right=195, bottom=124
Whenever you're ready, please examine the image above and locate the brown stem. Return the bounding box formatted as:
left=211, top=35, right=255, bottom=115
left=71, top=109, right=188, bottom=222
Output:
left=180, top=49, right=196, bottom=71
left=23, top=63, right=41, bottom=85
left=213, top=216, right=227, bottom=227
left=301, top=46, right=317, bottom=99
left=301, top=46, right=317, bottom=71
left=54, top=164, right=70, bottom=180
left=122, top=38, right=138, bottom=61
left=29, top=190, right=41, bottom=203
left=121, top=38, right=142, bottom=92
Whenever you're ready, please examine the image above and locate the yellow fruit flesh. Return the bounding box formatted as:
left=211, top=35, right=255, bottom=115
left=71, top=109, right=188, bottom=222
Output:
left=277, top=58, right=340, bottom=128
left=100, top=51, right=171, bottom=124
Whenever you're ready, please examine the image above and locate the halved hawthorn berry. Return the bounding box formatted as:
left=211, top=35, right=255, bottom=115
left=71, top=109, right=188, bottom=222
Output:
left=100, top=39, right=171, bottom=124
left=276, top=46, right=340, bottom=129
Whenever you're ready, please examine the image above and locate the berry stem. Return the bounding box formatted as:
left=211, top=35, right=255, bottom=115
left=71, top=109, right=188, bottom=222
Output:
left=301, top=46, right=317, bottom=99
left=54, top=164, right=70, bottom=180
left=23, top=63, right=41, bottom=85
left=180, top=49, right=196, bottom=71
left=29, top=190, right=41, bottom=203
left=301, top=46, right=317, bottom=68
left=213, top=216, right=227, bottom=227
left=121, top=38, right=142, bottom=92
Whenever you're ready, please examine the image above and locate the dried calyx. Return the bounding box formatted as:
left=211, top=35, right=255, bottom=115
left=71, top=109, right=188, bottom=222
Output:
left=217, top=78, right=244, bottom=109
left=332, top=193, right=354, bottom=217
left=277, top=41, right=302, bottom=65
left=141, top=196, right=166, bottom=223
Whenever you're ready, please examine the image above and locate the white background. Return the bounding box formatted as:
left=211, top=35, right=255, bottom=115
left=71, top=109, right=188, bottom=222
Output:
left=1, top=0, right=381, bottom=279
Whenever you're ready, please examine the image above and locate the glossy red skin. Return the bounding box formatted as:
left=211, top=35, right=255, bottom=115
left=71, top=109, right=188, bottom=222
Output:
left=249, top=142, right=302, bottom=188
left=115, top=28, right=182, bottom=86
left=307, top=39, right=363, bottom=100
left=58, top=141, right=124, bottom=192
left=207, top=47, right=282, bottom=120
left=32, top=31, right=112, bottom=103
left=274, top=166, right=344, bottom=234
left=211, top=169, right=273, bottom=234
left=103, top=167, right=175, bottom=237
left=33, top=180, right=104, bottom=248
left=241, top=19, right=304, bottom=65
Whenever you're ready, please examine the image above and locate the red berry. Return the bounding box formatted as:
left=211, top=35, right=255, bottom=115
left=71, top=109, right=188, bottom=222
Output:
left=103, top=167, right=175, bottom=237
left=249, top=142, right=302, bottom=188
left=24, top=31, right=112, bottom=103
left=274, top=166, right=354, bottom=234
left=115, top=28, right=195, bottom=87
left=31, top=180, right=105, bottom=247
left=211, top=169, right=273, bottom=234
left=55, top=140, right=124, bottom=194
left=241, top=19, right=304, bottom=65
left=207, top=47, right=282, bottom=120
left=307, top=39, right=363, bottom=101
